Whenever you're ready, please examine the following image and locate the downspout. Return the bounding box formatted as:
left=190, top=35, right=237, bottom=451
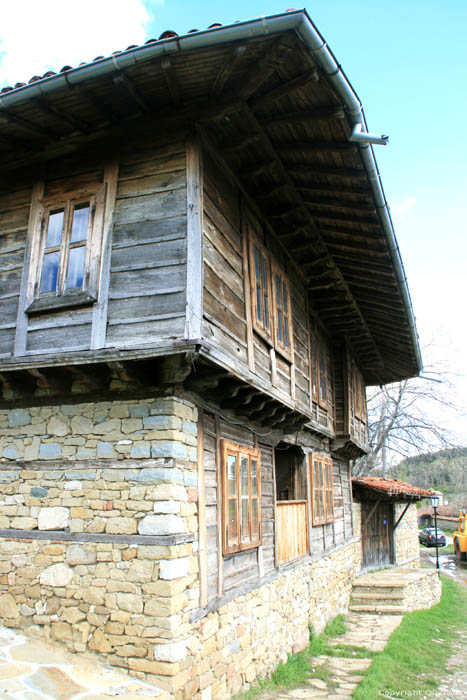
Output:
left=295, top=15, right=423, bottom=376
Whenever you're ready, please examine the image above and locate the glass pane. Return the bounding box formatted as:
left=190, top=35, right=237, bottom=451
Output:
left=40, top=251, right=60, bottom=293
left=46, top=210, right=64, bottom=247
left=262, top=257, right=268, bottom=287
left=275, top=274, right=281, bottom=308
left=284, top=317, right=289, bottom=348
left=71, top=203, right=89, bottom=243
left=65, top=246, right=86, bottom=289
left=251, top=499, right=259, bottom=538
left=228, top=455, right=237, bottom=497
left=282, top=282, right=288, bottom=313
left=264, top=291, right=269, bottom=329
left=241, top=457, right=249, bottom=494
left=256, top=284, right=262, bottom=323
left=228, top=499, right=237, bottom=540
left=241, top=498, right=249, bottom=541
left=254, top=246, right=261, bottom=283
left=251, top=459, right=258, bottom=496
left=277, top=309, right=283, bottom=342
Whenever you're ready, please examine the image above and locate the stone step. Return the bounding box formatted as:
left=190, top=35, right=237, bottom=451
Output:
left=349, top=603, right=406, bottom=614
left=352, top=585, right=406, bottom=596
left=351, top=591, right=405, bottom=601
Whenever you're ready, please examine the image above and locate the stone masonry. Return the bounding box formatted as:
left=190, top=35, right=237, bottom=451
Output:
left=394, top=503, right=420, bottom=568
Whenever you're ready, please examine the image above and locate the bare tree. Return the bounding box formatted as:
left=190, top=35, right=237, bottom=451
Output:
left=353, top=367, right=463, bottom=477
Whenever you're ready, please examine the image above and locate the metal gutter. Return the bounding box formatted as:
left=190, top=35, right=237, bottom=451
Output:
left=0, top=8, right=422, bottom=374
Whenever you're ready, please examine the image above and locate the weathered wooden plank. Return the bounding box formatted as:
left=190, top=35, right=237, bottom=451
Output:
left=204, top=290, right=247, bottom=344
left=111, top=238, right=186, bottom=271
left=107, top=291, right=185, bottom=322
left=117, top=169, right=186, bottom=199
left=27, top=322, right=92, bottom=353
left=118, top=146, right=185, bottom=180
left=113, top=188, right=186, bottom=225
left=112, top=215, right=187, bottom=246
left=14, top=181, right=44, bottom=357
left=202, top=318, right=248, bottom=366
left=185, top=138, right=203, bottom=340
left=91, top=160, right=119, bottom=350
left=106, top=316, right=185, bottom=346
left=109, top=264, right=185, bottom=297
left=0, top=328, right=14, bottom=355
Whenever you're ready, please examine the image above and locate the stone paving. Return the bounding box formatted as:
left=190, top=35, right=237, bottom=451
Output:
left=0, top=625, right=169, bottom=700
left=252, top=612, right=403, bottom=700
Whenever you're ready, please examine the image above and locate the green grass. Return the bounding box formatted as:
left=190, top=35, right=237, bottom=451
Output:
left=233, top=615, right=349, bottom=699
left=353, top=575, right=467, bottom=699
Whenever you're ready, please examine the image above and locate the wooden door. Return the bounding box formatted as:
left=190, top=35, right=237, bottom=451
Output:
left=361, top=500, right=394, bottom=569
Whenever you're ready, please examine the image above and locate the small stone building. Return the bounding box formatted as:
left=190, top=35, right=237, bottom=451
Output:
left=0, top=10, right=423, bottom=700
left=352, top=477, right=433, bottom=570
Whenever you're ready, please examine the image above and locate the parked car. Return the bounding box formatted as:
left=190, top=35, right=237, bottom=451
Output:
left=418, top=527, right=446, bottom=547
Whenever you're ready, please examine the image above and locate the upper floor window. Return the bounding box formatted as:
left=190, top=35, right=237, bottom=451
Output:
left=26, top=183, right=106, bottom=314
left=221, top=439, right=261, bottom=555
left=311, top=331, right=330, bottom=409
left=248, top=230, right=293, bottom=361
left=309, top=454, right=334, bottom=526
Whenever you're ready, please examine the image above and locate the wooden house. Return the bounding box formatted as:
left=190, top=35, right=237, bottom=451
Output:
left=0, top=10, right=421, bottom=699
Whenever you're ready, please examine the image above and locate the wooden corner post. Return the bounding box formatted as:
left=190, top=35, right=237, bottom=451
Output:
left=185, top=138, right=203, bottom=340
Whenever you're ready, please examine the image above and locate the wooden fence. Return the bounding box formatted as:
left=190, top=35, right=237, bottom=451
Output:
left=276, top=500, right=309, bottom=564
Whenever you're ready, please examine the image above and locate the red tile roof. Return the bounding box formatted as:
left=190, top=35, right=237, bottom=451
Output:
left=352, top=476, right=434, bottom=498
left=417, top=504, right=460, bottom=517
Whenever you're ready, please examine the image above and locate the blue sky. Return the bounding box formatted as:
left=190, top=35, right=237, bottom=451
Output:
left=1, top=0, right=466, bottom=439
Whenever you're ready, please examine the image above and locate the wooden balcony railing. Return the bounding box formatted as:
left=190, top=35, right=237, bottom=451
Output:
left=276, top=500, right=309, bottom=564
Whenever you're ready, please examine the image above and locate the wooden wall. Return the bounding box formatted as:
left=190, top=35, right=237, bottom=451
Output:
left=0, top=186, right=31, bottom=358
left=0, top=138, right=188, bottom=360
left=201, top=408, right=354, bottom=605
left=201, top=152, right=335, bottom=432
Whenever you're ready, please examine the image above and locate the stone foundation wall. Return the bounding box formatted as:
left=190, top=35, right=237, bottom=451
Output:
left=404, top=570, right=441, bottom=611
left=394, top=503, right=420, bottom=568
left=184, top=539, right=361, bottom=700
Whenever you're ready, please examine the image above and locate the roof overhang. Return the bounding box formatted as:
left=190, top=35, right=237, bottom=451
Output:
left=0, top=9, right=422, bottom=385
left=352, top=477, right=434, bottom=503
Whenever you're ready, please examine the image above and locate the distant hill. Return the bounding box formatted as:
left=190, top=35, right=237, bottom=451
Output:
left=389, top=447, right=467, bottom=505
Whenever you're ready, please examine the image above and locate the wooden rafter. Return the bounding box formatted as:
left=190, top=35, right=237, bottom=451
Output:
left=113, top=72, right=151, bottom=113
left=211, top=45, right=247, bottom=96
left=249, top=68, right=319, bottom=110
left=33, top=97, right=90, bottom=134
left=161, top=56, right=182, bottom=105
left=237, top=33, right=295, bottom=101
left=261, top=106, right=344, bottom=126
left=0, top=110, right=55, bottom=138
left=288, top=164, right=368, bottom=181
left=275, top=141, right=355, bottom=154
left=301, top=197, right=376, bottom=213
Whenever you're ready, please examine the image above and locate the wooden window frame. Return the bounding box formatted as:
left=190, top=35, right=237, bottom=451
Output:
left=351, top=360, right=367, bottom=424
left=26, top=183, right=106, bottom=314
left=221, top=439, right=262, bottom=555
left=248, top=229, right=294, bottom=361
left=271, top=261, right=293, bottom=362
left=309, top=454, right=334, bottom=526
left=311, top=331, right=330, bottom=410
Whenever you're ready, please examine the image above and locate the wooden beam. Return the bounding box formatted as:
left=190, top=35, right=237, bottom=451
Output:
left=288, top=164, right=368, bottom=181
left=113, top=72, right=151, bottom=113
left=220, top=133, right=261, bottom=154
left=0, top=371, right=36, bottom=396
left=307, top=209, right=379, bottom=227
left=71, top=83, right=119, bottom=125
left=297, top=184, right=372, bottom=198
left=301, top=197, right=376, bottom=213
left=275, top=141, right=355, bottom=154
left=262, top=106, right=344, bottom=127
left=197, top=409, right=208, bottom=607
left=249, top=68, right=319, bottom=110
left=33, top=97, right=90, bottom=134
left=161, top=56, right=182, bottom=105
left=211, top=45, right=247, bottom=96
left=0, top=110, right=55, bottom=138
left=239, top=160, right=277, bottom=179
left=237, top=33, right=295, bottom=101
left=185, top=138, right=203, bottom=340
left=27, top=367, right=71, bottom=393
left=66, top=364, right=109, bottom=391
left=215, top=414, right=224, bottom=597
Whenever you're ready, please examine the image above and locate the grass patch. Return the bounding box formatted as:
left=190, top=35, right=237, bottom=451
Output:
left=353, top=575, right=467, bottom=700
left=233, top=615, right=347, bottom=699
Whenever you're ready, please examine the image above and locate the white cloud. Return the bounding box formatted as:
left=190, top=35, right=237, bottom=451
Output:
left=390, top=196, right=417, bottom=221
left=0, top=0, right=153, bottom=88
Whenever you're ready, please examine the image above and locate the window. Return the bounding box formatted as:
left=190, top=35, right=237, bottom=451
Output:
left=271, top=262, right=293, bottom=361
left=248, top=230, right=293, bottom=360
left=352, top=362, right=367, bottom=423
left=309, top=454, right=334, bottom=525
left=26, top=184, right=106, bottom=314
left=221, top=440, right=261, bottom=555
left=310, top=331, right=330, bottom=409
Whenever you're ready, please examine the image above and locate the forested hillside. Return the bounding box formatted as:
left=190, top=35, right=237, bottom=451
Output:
left=389, top=447, right=467, bottom=505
